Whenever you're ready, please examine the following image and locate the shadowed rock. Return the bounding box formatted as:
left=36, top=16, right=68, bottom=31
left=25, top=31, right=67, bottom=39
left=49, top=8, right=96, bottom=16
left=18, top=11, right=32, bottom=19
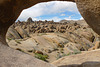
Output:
left=76, top=0, right=100, bottom=35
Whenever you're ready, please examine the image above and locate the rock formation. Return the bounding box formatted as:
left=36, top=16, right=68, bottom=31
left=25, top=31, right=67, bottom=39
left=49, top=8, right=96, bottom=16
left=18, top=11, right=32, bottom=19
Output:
left=0, top=43, right=57, bottom=67
left=6, top=20, right=100, bottom=62
left=0, top=0, right=73, bottom=67
left=0, top=0, right=74, bottom=45
left=0, top=0, right=100, bottom=67
left=76, top=0, right=100, bottom=35
left=1, top=0, right=100, bottom=45
left=52, top=49, right=100, bottom=67
left=7, top=20, right=83, bottom=39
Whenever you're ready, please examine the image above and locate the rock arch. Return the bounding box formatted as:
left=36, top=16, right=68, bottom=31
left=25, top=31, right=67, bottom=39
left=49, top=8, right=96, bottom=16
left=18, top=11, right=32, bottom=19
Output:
left=0, top=0, right=74, bottom=45
left=0, top=0, right=100, bottom=67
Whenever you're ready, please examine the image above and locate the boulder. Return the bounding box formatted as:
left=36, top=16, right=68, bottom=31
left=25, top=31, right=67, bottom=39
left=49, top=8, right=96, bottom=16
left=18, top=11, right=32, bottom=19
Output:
left=7, top=27, right=21, bottom=39
left=0, top=43, right=56, bottom=67
left=76, top=0, right=100, bottom=35
left=15, top=26, right=29, bottom=38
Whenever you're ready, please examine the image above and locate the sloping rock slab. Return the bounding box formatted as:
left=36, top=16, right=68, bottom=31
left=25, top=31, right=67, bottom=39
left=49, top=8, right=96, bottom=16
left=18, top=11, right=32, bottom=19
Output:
left=52, top=49, right=100, bottom=67
left=0, top=43, right=56, bottom=67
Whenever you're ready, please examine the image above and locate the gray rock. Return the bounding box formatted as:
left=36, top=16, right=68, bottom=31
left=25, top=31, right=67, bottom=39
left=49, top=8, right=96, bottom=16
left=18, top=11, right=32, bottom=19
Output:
left=0, top=43, right=56, bottom=67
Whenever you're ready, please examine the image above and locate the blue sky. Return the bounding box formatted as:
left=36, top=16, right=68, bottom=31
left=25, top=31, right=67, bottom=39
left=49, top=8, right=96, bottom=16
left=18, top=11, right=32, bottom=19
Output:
left=17, top=1, right=83, bottom=22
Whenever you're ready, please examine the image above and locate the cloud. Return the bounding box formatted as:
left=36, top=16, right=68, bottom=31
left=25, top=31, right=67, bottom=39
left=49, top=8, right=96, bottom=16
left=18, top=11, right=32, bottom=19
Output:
left=60, top=14, right=66, bottom=16
left=33, top=17, right=61, bottom=22
left=17, top=1, right=79, bottom=21
left=80, top=17, right=84, bottom=20
left=64, top=14, right=79, bottom=20
left=46, top=17, right=61, bottom=22
left=64, top=16, right=79, bottom=20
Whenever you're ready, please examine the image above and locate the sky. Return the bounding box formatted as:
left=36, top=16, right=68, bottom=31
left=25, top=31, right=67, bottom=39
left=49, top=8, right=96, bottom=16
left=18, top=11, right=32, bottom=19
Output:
left=17, top=1, right=83, bottom=22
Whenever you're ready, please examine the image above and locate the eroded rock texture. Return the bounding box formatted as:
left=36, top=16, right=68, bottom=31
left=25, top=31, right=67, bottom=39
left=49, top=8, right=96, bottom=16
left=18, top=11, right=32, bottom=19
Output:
left=76, top=0, right=100, bottom=35
left=0, top=43, right=57, bottom=67
left=52, top=49, right=100, bottom=67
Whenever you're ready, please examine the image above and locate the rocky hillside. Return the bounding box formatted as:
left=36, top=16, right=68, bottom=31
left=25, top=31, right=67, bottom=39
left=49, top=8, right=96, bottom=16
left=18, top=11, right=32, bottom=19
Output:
left=6, top=18, right=100, bottom=62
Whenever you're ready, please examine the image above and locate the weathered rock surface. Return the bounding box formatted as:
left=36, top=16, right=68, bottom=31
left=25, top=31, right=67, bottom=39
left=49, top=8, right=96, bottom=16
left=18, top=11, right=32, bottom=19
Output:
left=7, top=20, right=100, bottom=62
left=76, top=0, right=100, bottom=35
left=15, top=26, right=29, bottom=38
left=52, top=49, right=100, bottom=67
left=7, top=27, right=21, bottom=39
left=88, top=41, right=100, bottom=51
left=0, top=43, right=56, bottom=67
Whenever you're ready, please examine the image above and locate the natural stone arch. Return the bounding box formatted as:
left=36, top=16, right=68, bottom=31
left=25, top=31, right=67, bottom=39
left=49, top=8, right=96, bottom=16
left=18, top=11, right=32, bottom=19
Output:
left=0, top=0, right=74, bottom=45
left=0, top=0, right=100, bottom=46
left=0, top=0, right=100, bottom=67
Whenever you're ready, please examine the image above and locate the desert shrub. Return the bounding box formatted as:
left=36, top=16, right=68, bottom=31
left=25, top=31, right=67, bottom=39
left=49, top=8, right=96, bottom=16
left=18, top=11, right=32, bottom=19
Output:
left=56, top=53, right=67, bottom=60
left=56, top=50, right=81, bottom=60
left=67, top=50, right=81, bottom=56
left=66, top=52, right=72, bottom=56
left=35, top=53, right=48, bottom=62
left=73, top=49, right=81, bottom=54
left=7, top=38, right=12, bottom=41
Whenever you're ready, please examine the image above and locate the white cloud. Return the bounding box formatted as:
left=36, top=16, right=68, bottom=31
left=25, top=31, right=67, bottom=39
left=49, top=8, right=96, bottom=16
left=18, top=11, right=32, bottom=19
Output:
left=17, top=1, right=79, bottom=21
left=31, top=17, right=61, bottom=22
left=60, top=14, right=66, bottom=16
left=64, top=16, right=79, bottom=20
left=64, top=14, right=78, bottom=20
left=80, top=17, right=84, bottom=20
left=46, top=17, right=61, bottom=22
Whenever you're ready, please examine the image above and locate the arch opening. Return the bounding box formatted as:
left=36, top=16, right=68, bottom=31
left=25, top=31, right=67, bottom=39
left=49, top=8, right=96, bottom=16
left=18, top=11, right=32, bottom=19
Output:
left=6, top=1, right=100, bottom=63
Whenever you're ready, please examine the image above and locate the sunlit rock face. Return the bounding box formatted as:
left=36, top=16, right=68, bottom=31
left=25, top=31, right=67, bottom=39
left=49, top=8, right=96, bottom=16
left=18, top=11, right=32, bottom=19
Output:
left=52, top=49, right=100, bottom=67
left=76, top=0, right=100, bottom=35
left=0, top=44, right=57, bottom=67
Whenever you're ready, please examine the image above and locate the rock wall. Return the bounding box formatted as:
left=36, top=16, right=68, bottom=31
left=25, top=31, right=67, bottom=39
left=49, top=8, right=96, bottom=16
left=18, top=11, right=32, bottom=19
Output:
left=76, top=0, right=100, bottom=35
